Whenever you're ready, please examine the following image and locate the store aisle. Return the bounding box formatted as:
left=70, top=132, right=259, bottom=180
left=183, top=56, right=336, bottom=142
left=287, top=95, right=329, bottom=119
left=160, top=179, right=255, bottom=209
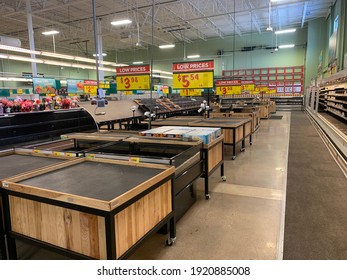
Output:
left=283, top=111, right=347, bottom=260
left=16, top=112, right=291, bottom=260
left=129, top=112, right=291, bottom=260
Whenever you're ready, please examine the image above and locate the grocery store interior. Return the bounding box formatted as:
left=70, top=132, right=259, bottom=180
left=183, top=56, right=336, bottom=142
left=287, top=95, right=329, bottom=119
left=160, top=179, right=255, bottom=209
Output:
left=0, top=0, right=346, bottom=260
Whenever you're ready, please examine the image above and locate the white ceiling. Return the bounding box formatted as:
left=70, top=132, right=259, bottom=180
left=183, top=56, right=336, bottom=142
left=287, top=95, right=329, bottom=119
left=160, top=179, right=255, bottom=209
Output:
left=0, top=0, right=334, bottom=58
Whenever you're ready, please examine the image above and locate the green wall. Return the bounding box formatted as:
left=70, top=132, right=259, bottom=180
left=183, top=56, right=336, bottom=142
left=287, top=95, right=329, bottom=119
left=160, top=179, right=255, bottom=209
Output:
left=108, top=28, right=307, bottom=77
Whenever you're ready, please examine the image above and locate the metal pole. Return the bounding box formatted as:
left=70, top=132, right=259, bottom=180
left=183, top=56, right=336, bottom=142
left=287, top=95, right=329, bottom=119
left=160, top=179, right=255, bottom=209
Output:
left=52, top=35, right=56, bottom=53
left=25, top=0, right=37, bottom=77
left=92, top=0, right=100, bottom=93
left=148, top=0, right=155, bottom=129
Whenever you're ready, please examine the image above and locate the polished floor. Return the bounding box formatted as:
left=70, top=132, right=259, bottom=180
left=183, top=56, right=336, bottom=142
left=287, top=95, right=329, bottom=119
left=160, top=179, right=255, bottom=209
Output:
left=128, top=112, right=290, bottom=260
left=12, top=111, right=345, bottom=260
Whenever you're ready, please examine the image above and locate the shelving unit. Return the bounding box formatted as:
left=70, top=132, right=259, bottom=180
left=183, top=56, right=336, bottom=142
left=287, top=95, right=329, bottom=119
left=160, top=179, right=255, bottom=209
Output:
left=319, top=77, right=347, bottom=122
left=269, top=96, right=304, bottom=110
left=222, top=66, right=305, bottom=95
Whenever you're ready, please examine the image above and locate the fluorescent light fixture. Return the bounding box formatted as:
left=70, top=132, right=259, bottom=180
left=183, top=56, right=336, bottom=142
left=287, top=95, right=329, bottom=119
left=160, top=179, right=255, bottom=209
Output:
left=93, top=53, right=107, bottom=57
left=152, top=74, right=173, bottom=79
left=43, top=60, right=72, bottom=67
left=0, top=44, right=40, bottom=55
left=133, top=61, right=143, bottom=64
left=153, top=69, right=172, bottom=75
left=187, top=54, right=200, bottom=59
left=159, top=44, right=175, bottom=49
left=0, top=77, right=32, bottom=82
left=40, top=51, right=74, bottom=60
left=42, top=30, right=59, bottom=35
left=8, top=54, right=43, bottom=63
left=275, top=28, right=296, bottom=34
left=278, top=44, right=295, bottom=49
left=111, top=19, right=132, bottom=26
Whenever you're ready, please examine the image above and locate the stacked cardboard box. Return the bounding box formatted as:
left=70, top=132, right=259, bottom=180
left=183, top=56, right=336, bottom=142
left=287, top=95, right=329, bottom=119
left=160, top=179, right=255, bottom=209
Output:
left=140, top=126, right=222, bottom=144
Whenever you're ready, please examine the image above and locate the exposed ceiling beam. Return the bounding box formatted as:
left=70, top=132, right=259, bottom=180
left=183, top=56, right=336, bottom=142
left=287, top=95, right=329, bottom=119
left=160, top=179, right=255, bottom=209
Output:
left=301, top=2, right=308, bottom=28
left=185, top=0, right=225, bottom=39
left=164, top=6, right=207, bottom=41
left=243, top=0, right=261, bottom=34
left=216, top=0, right=242, bottom=36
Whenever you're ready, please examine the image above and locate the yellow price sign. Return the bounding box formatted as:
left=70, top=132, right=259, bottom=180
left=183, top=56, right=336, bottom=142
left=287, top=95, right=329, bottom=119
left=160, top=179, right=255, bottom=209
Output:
left=173, top=72, right=213, bottom=89
left=256, top=86, right=268, bottom=92
left=129, top=157, right=140, bottom=163
left=123, top=91, right=133, bottom=95
left=216, top=85, right=242, bottom=95
left=99, top=81, right=110, bottom=89
left=180, top=89, right=202, bottom=96
left=241, top=84, right=255, bottom=91
left=116, top=75, right=150, bottom=90
left=84, top=85, right=97, bottom=95
left=266, top=89, right=277, bottom=94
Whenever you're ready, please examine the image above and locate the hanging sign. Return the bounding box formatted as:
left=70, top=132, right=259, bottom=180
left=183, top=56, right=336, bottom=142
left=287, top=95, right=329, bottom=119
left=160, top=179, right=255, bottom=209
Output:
left=67, top=79, right=84, bottom=95
left=116, top=65, right=150, bottom=91
left=180, top=89, right=202, bottom=96
left=172, top=60, right=214, bottom=89
left=241, top=80, right=255, bottom=92
left=215, top=80, right=241, bottom=95
left=84, top=80, right=98, bottom=96
left=32, top=78, right=56, bottom=95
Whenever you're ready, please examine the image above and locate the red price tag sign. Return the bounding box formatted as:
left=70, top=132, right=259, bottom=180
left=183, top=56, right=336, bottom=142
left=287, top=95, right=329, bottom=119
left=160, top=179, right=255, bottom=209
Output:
left=173, top=72, right=213, bottom=89
left=116, top=75, right=150, bottom=91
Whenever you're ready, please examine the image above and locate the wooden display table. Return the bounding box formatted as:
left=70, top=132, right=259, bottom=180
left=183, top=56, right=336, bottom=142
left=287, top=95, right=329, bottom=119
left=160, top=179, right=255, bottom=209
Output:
left=151, top=116, right=252, bottom=160
left=1, top=156, right=175, bottom=260
left=0, top=149, right=77, bottom=260
left=210, top=111, right=260, bottom=133
left=63, top=131, right=224, bottom=200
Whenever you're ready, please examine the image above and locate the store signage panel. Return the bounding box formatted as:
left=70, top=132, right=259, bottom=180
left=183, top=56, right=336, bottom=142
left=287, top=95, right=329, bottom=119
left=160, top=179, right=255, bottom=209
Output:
left=179, top=89, right=202, bottom=96
left=32, top=78, right=56, bottom=95
left=67, top=79, right=84, bottom=95
left=116, top=64, right=150, bottom=91
left=84, top=80, right=97, bottom=96
left=172, top=60, right=214, bottom=73
left=172, top=60, right=214, bottom=89
left=216, top=85, right=242, bottom=95
left=215, top=79, right=241, bottom=95
left=173, top=72, right=213, bottom=89
left=116, top=75, right=150, bottom=91
left=241, top=80, right=255, bottom=91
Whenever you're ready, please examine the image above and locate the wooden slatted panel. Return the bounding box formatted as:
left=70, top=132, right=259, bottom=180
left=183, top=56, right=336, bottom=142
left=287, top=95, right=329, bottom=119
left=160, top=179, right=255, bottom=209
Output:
left=207, top=141, right=223, bottom=173
left=114, top=181, right=172, bottom=258
left=245, top=121, right=252, bottom=137
left=9, top=196, right=107, bottom=259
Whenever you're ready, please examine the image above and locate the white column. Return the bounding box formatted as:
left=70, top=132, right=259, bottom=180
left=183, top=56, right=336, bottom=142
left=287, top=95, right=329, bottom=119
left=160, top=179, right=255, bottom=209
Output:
left=26, top=0, right=37, bottom=77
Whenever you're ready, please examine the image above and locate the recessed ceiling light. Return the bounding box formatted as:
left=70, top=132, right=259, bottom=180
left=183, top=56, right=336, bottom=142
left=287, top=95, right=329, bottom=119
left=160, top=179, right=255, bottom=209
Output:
left=133, top=61, right=143, bottom=64
left=275, top=28, right=296, bottom=34
left=111, top=19, right=132, bottom=26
